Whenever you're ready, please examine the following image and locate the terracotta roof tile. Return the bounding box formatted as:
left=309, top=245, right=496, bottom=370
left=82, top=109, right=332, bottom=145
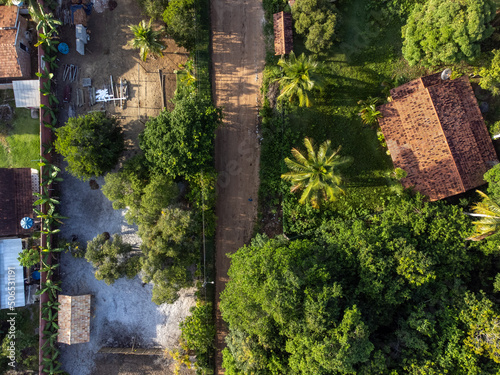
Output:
left=378, top=74, right=498, bottom=201
left=0, top=168, right=35, bottom=237
left=58, top=295, right=91, bottom=345
left=273, top=12, right=293, bottom=55
left=0, top=5, right=17, bottom=28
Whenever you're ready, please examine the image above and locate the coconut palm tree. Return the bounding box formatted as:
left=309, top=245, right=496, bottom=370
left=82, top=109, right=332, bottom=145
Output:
left=468, top=190, right=500, bottom=240
left=128, top=20, right=166, bottom=62
left=281, top=137, right=352, bottom=208
left=357, top=96, right=383, bottom=127
left=275, top=52, right=324, bottom=107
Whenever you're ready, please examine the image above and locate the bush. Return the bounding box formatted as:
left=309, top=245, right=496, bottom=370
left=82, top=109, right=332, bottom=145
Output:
left=292, top=0, right=338, bottom=54
left=85, top=233, right=140, bottom=284
left=139, top=95, right=221, bottom=179
left=402, top=0, right=496, bottom=66
left=136, top=0, right=169, bottom=19
left=54, top=112, right=124, bottom=180
left=479, top=49, right=500, bottom=96
left=163, top=0, right=196, bottom=50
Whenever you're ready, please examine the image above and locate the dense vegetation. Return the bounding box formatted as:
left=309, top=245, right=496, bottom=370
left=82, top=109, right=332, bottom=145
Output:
left=54, top=112, right=124, bottom=180
left=221, top=194, right=500, bottom=374
left=221, top=0, right=500, bottom=373
left=402, top=0, right=496, bottom=66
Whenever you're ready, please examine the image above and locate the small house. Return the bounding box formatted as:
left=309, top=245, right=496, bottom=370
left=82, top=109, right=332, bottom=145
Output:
left=0, top=5, right=31, bottom=83
left=58, top=295, right=91, bottom=344
left=377, top=73, right=499, bottom=201
left=0, top=168, right=38, bottom=238
left=273, top=12, right=293, bottom=56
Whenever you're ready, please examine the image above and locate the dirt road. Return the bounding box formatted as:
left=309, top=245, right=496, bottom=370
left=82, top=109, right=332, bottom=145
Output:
left=211, top=0, right=265, bottom=373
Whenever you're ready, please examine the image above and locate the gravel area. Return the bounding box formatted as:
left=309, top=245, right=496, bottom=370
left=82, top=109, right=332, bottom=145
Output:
left=58, top=170, right=196, bottom=375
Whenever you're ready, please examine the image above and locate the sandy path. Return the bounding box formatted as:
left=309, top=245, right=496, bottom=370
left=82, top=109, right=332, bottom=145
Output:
left=211, top=0, right=265, bottom=373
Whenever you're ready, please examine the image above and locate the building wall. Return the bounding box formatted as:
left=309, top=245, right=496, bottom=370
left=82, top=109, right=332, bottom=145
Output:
left=15, top=15, right=30, bottom=78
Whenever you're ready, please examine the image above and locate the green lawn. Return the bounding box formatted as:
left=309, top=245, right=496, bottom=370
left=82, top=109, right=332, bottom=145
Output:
left=259, top=0, right=432, bottom=234
left=0, top=92, right=40, bottom=169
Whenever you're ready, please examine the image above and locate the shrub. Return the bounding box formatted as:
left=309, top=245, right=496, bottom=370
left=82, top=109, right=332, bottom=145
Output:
left=292, top=0, right=338, bottom=54
left=139, top=95, right=221, bottom=179
left=402, top=0, right=496, bottom=67
left=54, top=112, right=124, bottom=180
left=163, top=0, right=196, bottom=50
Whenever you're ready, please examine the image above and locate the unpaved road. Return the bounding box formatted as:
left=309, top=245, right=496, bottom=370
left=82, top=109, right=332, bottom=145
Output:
left=211, top=0, right=265, bottom=373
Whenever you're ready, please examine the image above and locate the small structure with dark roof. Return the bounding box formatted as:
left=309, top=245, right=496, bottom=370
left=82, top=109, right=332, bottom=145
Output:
left=58, top=294, right=91, bottom=345
left=273, top=11, right=293, bottom=56
left=0, top=5, right=31, bottom=83
left=377, top=73, right=499, bottom=201
left=0, top=168, right=36, bottom=238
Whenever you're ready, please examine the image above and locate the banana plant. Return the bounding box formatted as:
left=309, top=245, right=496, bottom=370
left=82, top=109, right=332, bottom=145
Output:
left=42, top=54, right=59, bottom=70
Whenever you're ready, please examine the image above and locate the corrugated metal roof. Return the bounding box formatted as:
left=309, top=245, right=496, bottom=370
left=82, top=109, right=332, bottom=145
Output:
left=12, top=80, right=40, bottom=108
left=0, top=238, right=26, bottom=309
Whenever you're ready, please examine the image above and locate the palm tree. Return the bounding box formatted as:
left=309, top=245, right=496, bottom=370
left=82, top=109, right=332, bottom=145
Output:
left=468, top=191, right=500, bottom=241
left=281, top=137, right=352, bottom=208
left=275, top=52, right=324, bottom=107
left=128, top=20, right=166, bottom=62
left=357, top=97, right=383, bottom=127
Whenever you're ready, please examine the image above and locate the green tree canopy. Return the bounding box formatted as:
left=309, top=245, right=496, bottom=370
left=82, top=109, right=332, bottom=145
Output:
left=275, top=52, right=325, bottom=107
left=402, top=0, right=496, bottom=66
left=140, top=205, right=200, bottom=304
left=163, top=0, right=196, bottom=50
left=85, top=234, right=141, bottom=285
left=128, top=19, right=166, bottom=61
left=281, top=137, right=351, bottom=208
left=292, top=0, right=338, bottom=54
left=54, top=112, right=124, bottom=180
left=139, top=95, right=221, bottom=178
left=479, top=49, right=500, bottom=96
left=221, top=196, right=500, bottom=374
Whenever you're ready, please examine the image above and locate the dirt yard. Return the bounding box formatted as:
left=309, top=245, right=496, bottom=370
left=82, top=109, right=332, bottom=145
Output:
left=211, top=0, right=265, bottom=373
left=53, top=0, right=195, bottom=374
left=55, top=0, right=188, bottom=159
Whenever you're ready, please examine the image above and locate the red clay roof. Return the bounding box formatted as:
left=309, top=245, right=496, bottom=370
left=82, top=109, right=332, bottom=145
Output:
left=273, top=12, right=293, bottom=56
left=0, top=6, right=24, bottom=80
left=378, top=73, right=499, bottom=201
left=0, top=168, right=34, bottom=237
left=58, top=295, right=91, bottom=345
left=0, top=5, right=17, bottom=28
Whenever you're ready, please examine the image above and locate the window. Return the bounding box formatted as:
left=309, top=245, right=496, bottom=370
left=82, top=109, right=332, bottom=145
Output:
left=19, top=43, right=28, bottom=53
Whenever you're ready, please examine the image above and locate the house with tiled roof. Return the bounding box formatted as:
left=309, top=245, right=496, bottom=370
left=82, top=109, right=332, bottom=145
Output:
left=377, top=73, right=499, bottom=201
left=0, top=5, right=31, bottom=83
left=273, top=11, right=293, bottom=56
left=0, top=168, right=37, bottom=238
left=58, top=295, right=91, bottom=344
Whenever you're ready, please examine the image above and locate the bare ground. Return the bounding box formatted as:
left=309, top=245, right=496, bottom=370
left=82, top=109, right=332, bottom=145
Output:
left=54, top=0, right=196, bottom=373
left=211, top=0, right=265, bottom=373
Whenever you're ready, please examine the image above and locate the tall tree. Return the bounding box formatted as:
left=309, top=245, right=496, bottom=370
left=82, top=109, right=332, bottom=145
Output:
left=128, top=19, right=166, bottom=61
left=163, top=0, right=196, bottom=50
left=275, top=52, right=324, bottom=107
left=221, top=196, right=499, bottom=374
left=291, top=0, right=338, bottom=53
left=139, top=95, right=221, bottom=178
left=281, top=137, right=351, bottom=208
left=470, top=190, right=500, bottom=240
left=402, top=0, right=496, bottom=66
left=54, top=112, right=124, bottom=180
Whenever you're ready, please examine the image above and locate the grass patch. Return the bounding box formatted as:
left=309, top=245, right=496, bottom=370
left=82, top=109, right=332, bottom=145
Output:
left=258, top=0, right=432, bottom=235
left=0, top=92, right=40, bottom=169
